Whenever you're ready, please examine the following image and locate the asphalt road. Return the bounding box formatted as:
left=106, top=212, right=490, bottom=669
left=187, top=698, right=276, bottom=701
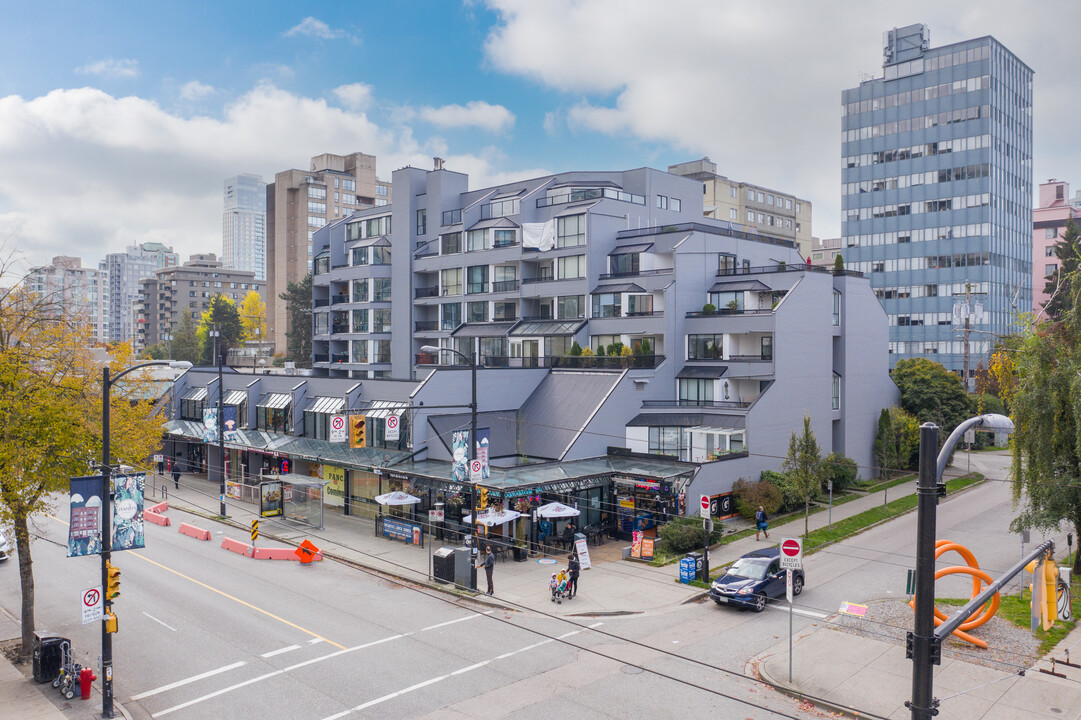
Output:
left=1, top=450, right=1054, bottom=720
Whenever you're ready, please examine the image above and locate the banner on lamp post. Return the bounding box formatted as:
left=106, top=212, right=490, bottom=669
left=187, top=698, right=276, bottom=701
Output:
left=476, top=427, right=490, bottom=479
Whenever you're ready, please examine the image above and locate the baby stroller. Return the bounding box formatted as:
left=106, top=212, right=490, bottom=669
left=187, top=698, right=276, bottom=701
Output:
left=550, top=569, right=571, bottom=604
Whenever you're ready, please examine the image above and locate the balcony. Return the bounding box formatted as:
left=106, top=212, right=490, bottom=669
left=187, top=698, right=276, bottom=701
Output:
left=415, top=320, right=438, bottom=332
left=331, top=353, right=350, bottom=364
left=641, top=399, right=752, bottom=409
left=314, top=298, right=331, bottom=308
left=331, top=323, right=349, bottom=334
left=331, top=294, right=349, bottom=305
left=597, top=268, right=674, bottom=281
left=492, top=280, right=520, bottom=292
left=313, top=353, right=329, bottom=364
left=685, top=308, right=772, bottom=318
left=415, top=286, right=439, bottom=299
left=717, top=263, right=864, bottom=279
left=475, top=354, right=666, bottom=370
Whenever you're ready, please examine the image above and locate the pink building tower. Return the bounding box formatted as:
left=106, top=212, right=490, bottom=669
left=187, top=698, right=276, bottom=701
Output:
left=1034, top=179, right=1081, bottom=316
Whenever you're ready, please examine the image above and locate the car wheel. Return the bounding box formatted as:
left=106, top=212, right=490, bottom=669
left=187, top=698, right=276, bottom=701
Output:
left=792, top=576, right=804, bottom=596
left=753, top=592, right=767, bottom=613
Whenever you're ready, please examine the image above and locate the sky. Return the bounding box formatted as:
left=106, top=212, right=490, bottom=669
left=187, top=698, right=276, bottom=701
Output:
left=2, top=0, right=1079, bottom=274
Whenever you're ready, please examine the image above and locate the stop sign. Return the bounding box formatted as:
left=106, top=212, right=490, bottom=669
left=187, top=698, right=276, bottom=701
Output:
left=780, top=537, right=803, bottom=569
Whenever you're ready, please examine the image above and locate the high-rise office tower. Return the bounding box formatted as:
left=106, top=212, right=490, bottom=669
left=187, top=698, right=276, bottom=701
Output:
left=842, top=24, right=1033, bottom=382
left=223, top=174, right=267, bottom=281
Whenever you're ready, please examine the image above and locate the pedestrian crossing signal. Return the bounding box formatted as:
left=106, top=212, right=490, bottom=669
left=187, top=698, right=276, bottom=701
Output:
left=350, top=415, right=367, bottom=448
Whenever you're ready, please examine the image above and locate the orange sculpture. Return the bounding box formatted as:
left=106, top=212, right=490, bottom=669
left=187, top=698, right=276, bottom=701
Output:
left=908, top=540, right=1000, bottom=648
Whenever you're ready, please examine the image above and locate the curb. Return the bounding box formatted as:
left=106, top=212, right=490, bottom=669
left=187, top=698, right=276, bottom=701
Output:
left=751, top=648, right=865, bottom=720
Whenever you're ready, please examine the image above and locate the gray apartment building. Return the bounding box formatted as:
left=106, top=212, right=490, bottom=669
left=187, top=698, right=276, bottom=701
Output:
left=223, top=174, right=267, bottom=281
left=100, top=242, right=179, bottom=344
left=841, top=24, right=1033, bottom=379
left=134, top=253, right=264, bottom=354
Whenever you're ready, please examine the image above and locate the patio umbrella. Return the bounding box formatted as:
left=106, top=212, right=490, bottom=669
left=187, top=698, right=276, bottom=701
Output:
left=374, top=491, right=421, bottom=506
left=537, top=502, right=580, bottom=519
left=462, top=509, right=523, bottom=526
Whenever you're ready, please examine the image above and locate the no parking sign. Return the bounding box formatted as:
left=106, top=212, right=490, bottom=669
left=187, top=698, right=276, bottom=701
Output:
left=470, top=459, right=483, bottom=482
left=386, top=414, right=400, bottom=441
left=329, top=415, right=347, bottom=443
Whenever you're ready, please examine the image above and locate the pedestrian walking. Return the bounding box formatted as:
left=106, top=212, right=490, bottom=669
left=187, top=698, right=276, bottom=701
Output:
left=157, top=456, right=165, bottom=475
left=172, top=463, right=181, bottom=490
left=482, top=544, right=495, bottom=595
left=567, top=552, right=580, bottom=598
left=562, top=522, right=576, bottom=550
left=755, top=506, right=769, bottom=541
left=539, top=518, right=552, bottom=549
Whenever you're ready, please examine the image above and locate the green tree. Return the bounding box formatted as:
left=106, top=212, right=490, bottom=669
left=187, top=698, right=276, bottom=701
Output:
left=0, top=286, right=165, bottom=659
left=198, top=295, right=243, bottom=365
left=874, top=405, right=919, bottom=480
left=281, top=273, right=313, bottom=366
left=1006, top=288, right=1081, bottom=573
left=780, top=413, right=823, bottom=537
left=1042, top=217, right=1081, bottom=321
left=822, top=453, right=858, bottom=492
left=892, top=358, right=973, bottom=439
left=170, top=311, right=201, bottom=365
left=833, top=253, right=845, bottom=273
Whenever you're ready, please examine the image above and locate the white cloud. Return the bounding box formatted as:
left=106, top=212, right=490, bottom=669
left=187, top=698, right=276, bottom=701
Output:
left=179, top=81, right=215, bottom=101
left=284, top=17, right=358, bottom=44
left=483, top=0, right=1081, bottom=239
left=333, top=83, right=374, bottom=111
left=0, top=84, right=540, bottom=272
left=75, top=58, right=140, bottom=79
left=419, top=101, right=515, bottom=133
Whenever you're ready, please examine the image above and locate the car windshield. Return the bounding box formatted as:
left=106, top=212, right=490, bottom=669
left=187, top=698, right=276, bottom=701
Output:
left=727, top=557, right=770, bottom=581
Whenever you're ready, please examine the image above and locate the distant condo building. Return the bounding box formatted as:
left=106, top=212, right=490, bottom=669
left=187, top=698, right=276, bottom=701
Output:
left=223, top=174, right=267, bottom=281
left=1033, top=179, right=1081, bottom=315
left=100, top=242, right=179, bottom=344
left=25, top=256, right=110, bottom=343
left=841, top=24, right=1033, bottom=379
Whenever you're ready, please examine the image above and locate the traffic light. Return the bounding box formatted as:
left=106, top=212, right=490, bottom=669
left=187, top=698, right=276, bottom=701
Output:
left=350, top=415, right=366, bottom=448
left=105, top=561, right=121, bottom=600
left=478, top=488, right=488, bottom=510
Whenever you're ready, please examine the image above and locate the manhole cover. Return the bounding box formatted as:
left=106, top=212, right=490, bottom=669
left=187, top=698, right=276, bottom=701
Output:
left=620, top=665, right=643, bottom=675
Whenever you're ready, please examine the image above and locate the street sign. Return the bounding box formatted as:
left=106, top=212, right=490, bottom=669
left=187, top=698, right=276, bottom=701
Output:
left=82, top=586, right=103, bottom=625
left=470, top=459, right=483, bottom=482
left=700, top=494, right=710, bottom=519
left=780, top=537, right=803, bottom=570
left=329, top=415, right=347, bottom=443
left=385, top=414, right=400, bottom=442
left=786, top=569, right=794, bottom=603
left=429, top=508, right=444, bottom=523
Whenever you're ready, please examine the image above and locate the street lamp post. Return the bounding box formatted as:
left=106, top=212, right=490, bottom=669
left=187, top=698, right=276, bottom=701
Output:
left=908, top=413, right=1013, bottom=720
left=421, top=345, right=478, bottom=577
left=217, top=349, right=226, bottom=517
left=100, top=359, right=191, bottom=719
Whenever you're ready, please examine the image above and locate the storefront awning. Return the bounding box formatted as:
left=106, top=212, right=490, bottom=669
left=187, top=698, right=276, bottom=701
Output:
left=451, top=322, right=517, bottom=338
left=676, top=365, right=727, bottom=379
left=223, top=390, right=247, bottom=406
left=509, top=319, right=585, bottom=337
left=180, top=387, right=207, bottom=402
left=708, top=279, right=771, bottom=293
left=608, top=242, right=653, bottom=256
left=257, top=392, right=291, bottom=410
left=304, top=396, right=345, bottom=414
left=590, top=282, right=645, bottom=295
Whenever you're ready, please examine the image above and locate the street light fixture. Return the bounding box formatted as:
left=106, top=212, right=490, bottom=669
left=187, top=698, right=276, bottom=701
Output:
left=100, top=359, right=191, bottom=719
left=909, top=413, right=1014, bottom=720
left=420, top=344, right=479, bottom=581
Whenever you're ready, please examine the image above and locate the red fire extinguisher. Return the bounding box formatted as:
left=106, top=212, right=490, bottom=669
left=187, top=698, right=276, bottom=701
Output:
left=79, top=667, right=96, bottom=700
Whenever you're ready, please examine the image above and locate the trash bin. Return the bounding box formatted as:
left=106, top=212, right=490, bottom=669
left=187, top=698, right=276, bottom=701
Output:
left=685, top=552, right=704, bottom=582
left=433, top=547, right=455, bottom=584
left=32, top=634, right=67, bottom=684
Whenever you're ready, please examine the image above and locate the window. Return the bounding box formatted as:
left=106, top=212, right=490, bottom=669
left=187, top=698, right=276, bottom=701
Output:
left=372, top=278, right=392, bottom=301
left=314, top=254, right=330, bottom=276
left=757, top=192, right=764, bottom=203
left=352, top=308, right=368, bottom=333
left=257, top=403, right=292, bottom=434
left=648, top=426, right=686, bottom=458
left=309, top=216, right=326, bottom=228
left=352, top=278, right=368, bottom=302
left=442, top=208, right=461, bottom=225
left=657, top=195, right=668, bottom=210
left=308, top=201, right=326, bottom=214
left=441, top=302, right=461, bottom=330
left=362, top=216, right=391, bottom=237
left=678, top=378, right=714, bottom=405
left=627, top=294, right=653, bottom=316
left=489, top=229, right=515, bottom=248
left=557, top=295, right=584, bottom=319
left=832, top=374, right=840, bottom=410
left=373, top=339, right=390, bottom=363
left=308, top=186, right=326, bottom=199
left=591, top=292, right=621, bottom=318
left=368, top=308, right=389, bottom=332
left=557, top=214, right=586, bottom=247
left=441, top=268, right=462, bottom=295
left=796, top=203, right=801, bottom=213
left=342, top=179, right=355, bottom=191
left=372, top=246, right=391, bottom=264
left=746, top=210, right=754, bottom=222
left=467, top=265, right=489, bottom=294
left=1047, top=227, right=1058, bottom=239
left=757, top=213, right=764, bottom=223
left=730, top=187, right=737, bottom=198
left=832, top=291, right=841, bottom=326
left=746, top=189, right=754, bottom=201
left=761, top=335, right=773, bottom=360
left=492, top=265, right=517, bottom=291
left=416, top=209, right=427, bottom=235
left=466, top=229, right=489, bottom=252
left=352, top=339, right=368, bottom=363
left=493, top=302, right=516, bottom=321
left=334, top=178, right=340, bottom=189
left=557, top=255, right=585, bottom=279
left=485, top=197, right=520, bottom=218
left=1047, top=263, right=1059, bottom=276
left=729, top=208, right=737, bottom=220
left=767, top=194, right=774, bottom=206
left=441, top=232, right=461, bottom=255
left=687, top=334, right=723, bottom=360
left=610, top=252, right=640, bottom=275
left=785, top=199, right=792, bottom=210
left=708, top=291, right=743, bottom=311
left=467, top=301, right=488, bottom=323
left=377, top=185, right=388, bottom=197
left=671, top=198, right=681, bottom=212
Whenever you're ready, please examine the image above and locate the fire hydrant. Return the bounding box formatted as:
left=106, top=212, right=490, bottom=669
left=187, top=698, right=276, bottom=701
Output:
left=79, top=667, right=96, bottom=700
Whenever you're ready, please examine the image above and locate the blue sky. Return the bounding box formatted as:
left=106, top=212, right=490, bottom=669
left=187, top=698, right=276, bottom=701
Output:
left=2, top=1, right=1080, bottom=271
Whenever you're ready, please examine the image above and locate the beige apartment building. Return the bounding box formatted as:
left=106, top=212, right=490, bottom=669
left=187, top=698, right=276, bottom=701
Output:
left=668, top=158, right=813, bottom=258
left=266, top=152, right=391, bottom=354
left=810, top=237, right=843, bottom=267
left=25, top=256, right=110, bottom=343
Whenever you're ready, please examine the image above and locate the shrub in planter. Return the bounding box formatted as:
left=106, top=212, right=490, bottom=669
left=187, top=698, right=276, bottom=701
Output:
left=656, top=516, right=723, bottom=555
left=702, top=303, right=717, bottom=315
left=732, top=477, right=782, bottom=518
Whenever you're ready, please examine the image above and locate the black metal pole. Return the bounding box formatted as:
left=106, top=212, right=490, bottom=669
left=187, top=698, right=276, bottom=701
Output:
left=470, top=351, right=479, bottom=588
left=218, top=352, right=226, bottom=517
left=910, top=422, right=939, bottom=720
left=101, top=367, right=115, bottom=719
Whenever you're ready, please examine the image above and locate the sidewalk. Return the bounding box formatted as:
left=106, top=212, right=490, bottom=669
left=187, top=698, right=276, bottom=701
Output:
left=0, top=611, right=75, bottom=720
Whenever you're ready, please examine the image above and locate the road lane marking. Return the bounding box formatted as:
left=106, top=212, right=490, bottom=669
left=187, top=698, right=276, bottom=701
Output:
left=260, top=645, right=301, bottom=658
left=325, top=625, right=597, bottom=719
left=308, top=638, right=323, bottom=644
left=766, top=604, right=827, bottom=620
left=142, top=612, right=178, bottom=632
left=130, top=552, right=347, bottom=650
left=150, top=614, right=489, bottom=717
left=419, top=611, right=493, bottom=632
left=131, top=661, right=247, bottom=700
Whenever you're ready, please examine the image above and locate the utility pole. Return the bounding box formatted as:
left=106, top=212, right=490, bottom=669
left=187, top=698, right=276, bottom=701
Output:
left=953, top=281, right=984, bottom=393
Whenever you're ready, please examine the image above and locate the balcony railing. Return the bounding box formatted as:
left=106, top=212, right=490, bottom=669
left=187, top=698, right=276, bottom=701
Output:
left=641, top=399, right=752, bottom=409
left=728, top=354, right=773, bottom=362
left=685, top=308, right=773, bottom=318
left=314, top=298, right=331, bottom=308
left=521, top=274, right=557, bottom=284
left=617, top=221, right=797, bottom=249
left=331, top=324, right=349, bottom=334
left=415, top=320, right=438, bottom=332
left=415, top=286, right=439, bottom=299
left=492, top=280, right=520, bottom=292
left=597, top=268, right=674, bottom=280
left=331, top=294, right=349, bottom=304
left=717, top=263, right=865, bottom=278
left=472, top=354, right=666, bottom=370
left=331, top=353, right=350, bottom=364
left=313, top=353, right=329, bottom=364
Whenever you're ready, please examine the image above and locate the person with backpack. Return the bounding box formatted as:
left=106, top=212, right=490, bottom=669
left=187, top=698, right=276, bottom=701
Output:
left=755, top=506, right=769, bottom=541
left=567, top=552, right=580, bottom=598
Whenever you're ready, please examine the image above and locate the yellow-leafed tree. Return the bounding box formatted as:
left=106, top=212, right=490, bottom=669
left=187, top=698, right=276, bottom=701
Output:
left=0, top=282, right=166, bottom=660
left=239, top=290, right=267, bottom=343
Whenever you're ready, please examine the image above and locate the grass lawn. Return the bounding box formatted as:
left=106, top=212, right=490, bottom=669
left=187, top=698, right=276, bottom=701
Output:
left=937, top=586, right=1077, bottom=655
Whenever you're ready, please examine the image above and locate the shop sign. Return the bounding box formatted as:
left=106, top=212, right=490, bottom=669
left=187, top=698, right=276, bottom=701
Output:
left=631, top=530, right=643, bottom=558
left=574, top=536, right=592, bottom=569
left=382, top=517, right=422, bottom=546
left=710, top=493, right=736, bottom=519
left=226, top=480, right=242, bottom=500
left=641, top=537, right=655, bottom=561
left=324, top=465, right=346, bottom=508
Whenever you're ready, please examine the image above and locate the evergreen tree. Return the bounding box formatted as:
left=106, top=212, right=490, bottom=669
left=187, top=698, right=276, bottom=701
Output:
left=170, top=311, right=201, bottom=365
left=198, top=295, right=243, bottom=366
left=281, top=273, right=313, bottom=366
left=781, top=413, right=823, bottom=537
left=1043, top=218, right=1081, bottom=321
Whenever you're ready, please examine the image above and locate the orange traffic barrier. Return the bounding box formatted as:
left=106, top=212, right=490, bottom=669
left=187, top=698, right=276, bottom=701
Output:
left=909, top=540, right=1000, bottom=648
left=144, top=510, right=170, bottom=527
left=178, top=523, right=211, bottom=541
left=149, top=502, right=168, bottom=514
left=221, top=537, right=253, bottom=556
left=295, top=539, right=322, bottom=564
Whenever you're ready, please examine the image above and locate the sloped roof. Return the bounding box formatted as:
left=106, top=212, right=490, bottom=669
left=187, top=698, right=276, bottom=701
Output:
left=518, top=370, right=623, bottom=460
